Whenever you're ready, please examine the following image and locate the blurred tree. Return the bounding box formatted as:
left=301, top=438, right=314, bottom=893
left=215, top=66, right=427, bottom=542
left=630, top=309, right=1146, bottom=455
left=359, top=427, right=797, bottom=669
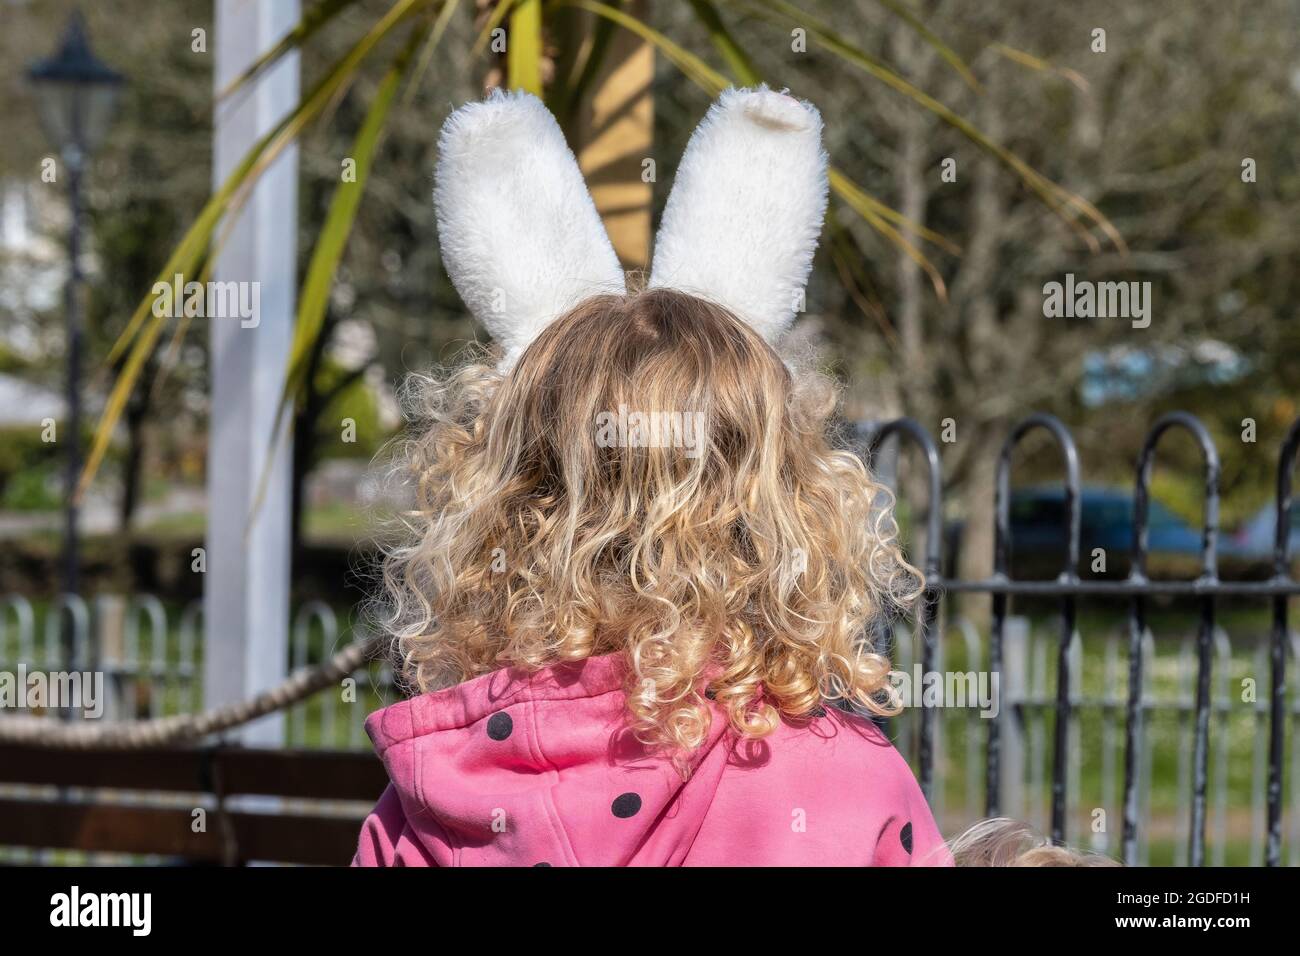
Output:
left=77, top=0, right=1117, bottom=514
left=753, top=0, right=1300, bottom=582
left=7, top=0, right=1295, bottom=589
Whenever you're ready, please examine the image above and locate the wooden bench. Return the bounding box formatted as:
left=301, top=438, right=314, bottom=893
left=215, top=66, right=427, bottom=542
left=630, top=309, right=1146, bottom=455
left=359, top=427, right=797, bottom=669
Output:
left=0, top=742, right=388, bottom=865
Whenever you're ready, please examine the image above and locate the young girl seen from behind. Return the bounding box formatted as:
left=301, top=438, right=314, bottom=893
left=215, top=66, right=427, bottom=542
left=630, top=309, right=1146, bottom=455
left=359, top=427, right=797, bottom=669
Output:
left=353, top=86, right=950, bottom=867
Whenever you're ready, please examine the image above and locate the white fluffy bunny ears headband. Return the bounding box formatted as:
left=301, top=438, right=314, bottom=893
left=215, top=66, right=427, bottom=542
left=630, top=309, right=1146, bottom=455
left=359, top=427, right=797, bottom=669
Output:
left=433, top=85, right=829, bottom=369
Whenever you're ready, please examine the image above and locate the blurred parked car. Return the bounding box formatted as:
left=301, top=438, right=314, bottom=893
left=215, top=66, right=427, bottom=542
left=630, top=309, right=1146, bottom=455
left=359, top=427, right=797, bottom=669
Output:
left=947, top=485, right=1208, bottom=580
left=1225, top=504, right=1300, bottom=572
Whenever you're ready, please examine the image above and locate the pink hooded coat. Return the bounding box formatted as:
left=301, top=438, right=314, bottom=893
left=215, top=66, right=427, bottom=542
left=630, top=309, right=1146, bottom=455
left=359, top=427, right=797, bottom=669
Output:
left=353, top=652, right=951, bottom=867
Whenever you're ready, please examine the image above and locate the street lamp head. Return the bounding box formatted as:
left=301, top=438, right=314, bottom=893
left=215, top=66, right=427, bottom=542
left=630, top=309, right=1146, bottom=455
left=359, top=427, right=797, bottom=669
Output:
left=26, top=10, right=124, bottom=165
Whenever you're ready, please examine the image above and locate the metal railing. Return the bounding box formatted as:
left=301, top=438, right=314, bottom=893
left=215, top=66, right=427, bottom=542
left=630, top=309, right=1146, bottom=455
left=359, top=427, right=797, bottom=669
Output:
left=0, top=594, right=394, bottom=748
left=861, top=412, right=1300, bottom=866
left=2, top=411, right=1297, bottom=865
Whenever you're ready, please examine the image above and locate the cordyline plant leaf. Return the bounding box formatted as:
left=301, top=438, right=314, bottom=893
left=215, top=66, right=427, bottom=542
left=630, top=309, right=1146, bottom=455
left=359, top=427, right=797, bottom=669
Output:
left=566, top=0, right=726, bottom=93
left=472, top=0, right=523, bottom=55
left=548, top=0, right=621, bottom=121
left=687, top=0, right=959, bottom=257
left=83, top=0, right=1124, bottom=506
left=992, top=42, right=1089, bottom=92
left=81, top=0, right=432, bottom=497
left=867, top=0, right=981, bottom=91
left=216, top=0, right=363, bottom=101
left=249, top=22, right=431, bottom=524
left=507, top=0, right=545, bottom=94
left=569, top=0, right=954, bottom=293
left=830, top=168, right=949, bottom=301
left=403, top=0, right=462, bottom=106
left=738, top=0, right=1124, bottom=250
left=687, top=0, right=762, bottom=85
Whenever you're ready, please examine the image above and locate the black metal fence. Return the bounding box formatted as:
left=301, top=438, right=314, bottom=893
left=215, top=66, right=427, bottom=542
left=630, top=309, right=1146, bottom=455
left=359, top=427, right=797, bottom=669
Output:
left=860, top=412, right=1300, bottom=867
left=4, top=412, right=1295, bottom=865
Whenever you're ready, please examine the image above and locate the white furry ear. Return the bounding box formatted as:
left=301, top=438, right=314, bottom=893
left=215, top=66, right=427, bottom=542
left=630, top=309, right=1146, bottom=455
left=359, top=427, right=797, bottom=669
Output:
left=434, top=90, right=626, bottom=367
left=649, top=86, right=829, bottom=343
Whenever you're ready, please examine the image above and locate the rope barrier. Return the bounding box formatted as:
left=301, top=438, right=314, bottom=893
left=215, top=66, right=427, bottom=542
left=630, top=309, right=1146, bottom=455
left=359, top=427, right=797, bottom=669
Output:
left=0, top=633, right=387, bottom=750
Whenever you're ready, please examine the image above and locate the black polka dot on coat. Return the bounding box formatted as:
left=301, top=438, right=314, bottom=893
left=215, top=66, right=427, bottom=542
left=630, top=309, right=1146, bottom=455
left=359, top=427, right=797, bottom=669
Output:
left=486, top=712, right=513, bottom=740
left=533, top=861, right=551, bottom=867
left=704, top=687, right=717, bottom=700
left=900, top=822, right=913, bottom=854
left=811, top=705, right=827, bottom=718
left=611, top=792, right=642, bottom=818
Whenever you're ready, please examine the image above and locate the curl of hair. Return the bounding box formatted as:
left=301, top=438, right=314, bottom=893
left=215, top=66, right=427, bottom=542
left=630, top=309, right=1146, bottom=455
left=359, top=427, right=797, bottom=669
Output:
left=949, top=818, right=1121, bottom=867
left=374, top=289, right=922, bottom=769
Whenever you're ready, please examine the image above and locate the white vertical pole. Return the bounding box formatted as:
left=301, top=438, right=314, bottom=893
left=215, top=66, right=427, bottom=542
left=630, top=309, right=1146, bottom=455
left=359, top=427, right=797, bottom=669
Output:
left=205, top=0, right=300, bottom=746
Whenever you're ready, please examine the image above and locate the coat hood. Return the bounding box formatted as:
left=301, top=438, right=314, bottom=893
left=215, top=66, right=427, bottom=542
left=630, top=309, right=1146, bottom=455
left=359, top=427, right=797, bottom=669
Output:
left=356, top=652, right=950, bottom=867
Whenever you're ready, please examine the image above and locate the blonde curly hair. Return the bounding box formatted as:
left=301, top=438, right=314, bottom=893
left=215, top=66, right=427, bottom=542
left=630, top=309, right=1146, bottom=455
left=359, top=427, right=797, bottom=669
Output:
left=377, top=288, right=921, bottom=763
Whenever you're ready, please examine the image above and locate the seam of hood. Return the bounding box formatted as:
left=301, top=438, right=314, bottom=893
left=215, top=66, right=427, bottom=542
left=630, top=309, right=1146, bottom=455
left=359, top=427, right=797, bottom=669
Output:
left=527, top=696, right=584, bottom=866
left=366, top=652, right=627, bottom=755
left=366, top=691, right=417, bottom=756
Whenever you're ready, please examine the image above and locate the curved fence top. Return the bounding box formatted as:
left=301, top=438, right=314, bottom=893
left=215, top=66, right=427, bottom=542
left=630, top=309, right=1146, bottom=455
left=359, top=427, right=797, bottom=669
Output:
left=1132, top=412, right=1220, bottom=581
left=859, top=417, right=944, bottom=578
left=995, top=414, right=1082, bottom=582
left=1274, top=417, right=1300, bottom=576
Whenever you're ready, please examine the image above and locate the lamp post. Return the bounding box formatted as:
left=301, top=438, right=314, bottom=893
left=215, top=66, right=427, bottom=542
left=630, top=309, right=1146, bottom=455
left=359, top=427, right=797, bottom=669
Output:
left=27, top=11, right=122, bottom=647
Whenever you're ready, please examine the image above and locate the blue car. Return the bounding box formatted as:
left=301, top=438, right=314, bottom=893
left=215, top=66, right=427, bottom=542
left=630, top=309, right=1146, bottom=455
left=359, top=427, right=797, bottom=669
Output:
left=1007, top=486, right=1204, bottom=577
